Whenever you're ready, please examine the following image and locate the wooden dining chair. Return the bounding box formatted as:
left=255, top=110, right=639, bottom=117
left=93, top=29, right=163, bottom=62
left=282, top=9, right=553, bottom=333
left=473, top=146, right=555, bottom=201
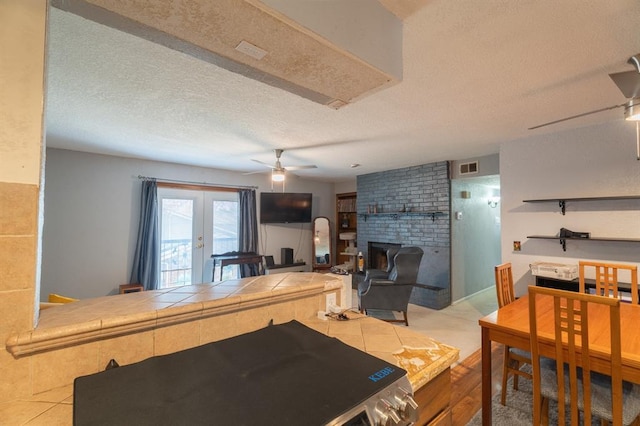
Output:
left=529, top=285, right=640, bottom=426
left=579, top=261, right=639, bottom=304
left=495, top=262, right=532, bottom=405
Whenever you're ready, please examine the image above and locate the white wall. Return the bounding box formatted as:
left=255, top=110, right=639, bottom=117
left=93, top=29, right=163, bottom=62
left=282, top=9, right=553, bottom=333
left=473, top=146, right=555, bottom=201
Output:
left=41, top=149, right=334, bottom=299
left=501, top=120, right=640, bottom=297
left=334, top=180, right=356, bottom=194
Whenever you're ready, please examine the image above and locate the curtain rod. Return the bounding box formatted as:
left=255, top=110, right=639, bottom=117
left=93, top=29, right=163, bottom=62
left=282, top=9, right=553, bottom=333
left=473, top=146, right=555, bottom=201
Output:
left=137, top=175, right=258, bottom=190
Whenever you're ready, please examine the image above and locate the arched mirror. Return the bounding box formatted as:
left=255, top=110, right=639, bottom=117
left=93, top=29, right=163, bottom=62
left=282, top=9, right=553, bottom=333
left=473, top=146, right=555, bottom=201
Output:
left=312, top=216, right=332, bottom=271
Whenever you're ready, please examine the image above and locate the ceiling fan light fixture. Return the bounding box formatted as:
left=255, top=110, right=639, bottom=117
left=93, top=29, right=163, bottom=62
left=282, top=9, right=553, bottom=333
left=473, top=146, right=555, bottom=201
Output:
left=272, top=169, right=285, bottom=182
left=625, top=101, right=640, bottom=121
left=628, top=54, right=640, bottom=74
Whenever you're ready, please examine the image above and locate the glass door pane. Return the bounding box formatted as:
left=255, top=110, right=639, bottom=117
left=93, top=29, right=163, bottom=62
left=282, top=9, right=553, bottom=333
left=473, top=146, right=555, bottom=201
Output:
left=159, top=188, right=240, bottom=286
left=160, top=198, right=194, bottom=288
left=204, top=192, right=239, bottom=282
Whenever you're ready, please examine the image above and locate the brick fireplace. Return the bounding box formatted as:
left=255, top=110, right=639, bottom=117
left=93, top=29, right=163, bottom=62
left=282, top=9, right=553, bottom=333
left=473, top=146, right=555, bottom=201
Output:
left=357, top=162, right=451, bottom=309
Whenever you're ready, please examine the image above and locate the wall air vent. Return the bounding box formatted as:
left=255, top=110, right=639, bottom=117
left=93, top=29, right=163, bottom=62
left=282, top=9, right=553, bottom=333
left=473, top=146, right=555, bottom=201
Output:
left=459, top=161, right=478, bottom=175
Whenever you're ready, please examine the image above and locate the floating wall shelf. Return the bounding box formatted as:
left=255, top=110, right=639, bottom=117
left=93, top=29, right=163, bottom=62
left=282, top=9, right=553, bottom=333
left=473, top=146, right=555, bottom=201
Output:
left=523, top=195, right=640, bottom=215
left=526, top=235, right=640, bottom=251
left=358, top=211, right=446, bottom=222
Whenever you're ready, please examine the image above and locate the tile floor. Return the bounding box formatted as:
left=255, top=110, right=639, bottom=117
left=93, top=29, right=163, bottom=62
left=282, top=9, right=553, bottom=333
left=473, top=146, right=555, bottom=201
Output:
left=352, top=287, right=497, bottom=364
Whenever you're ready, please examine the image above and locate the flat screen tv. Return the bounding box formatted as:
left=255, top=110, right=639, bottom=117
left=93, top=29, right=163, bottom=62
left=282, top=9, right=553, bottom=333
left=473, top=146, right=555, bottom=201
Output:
left=260, top=192, right=312, bottom=224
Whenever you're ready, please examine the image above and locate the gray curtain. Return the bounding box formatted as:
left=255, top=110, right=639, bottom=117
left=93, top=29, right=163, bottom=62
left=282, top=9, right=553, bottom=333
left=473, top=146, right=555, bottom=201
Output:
left=130, top=179, right=159, bottom=290
left=238, top=189, right=259, bottom=277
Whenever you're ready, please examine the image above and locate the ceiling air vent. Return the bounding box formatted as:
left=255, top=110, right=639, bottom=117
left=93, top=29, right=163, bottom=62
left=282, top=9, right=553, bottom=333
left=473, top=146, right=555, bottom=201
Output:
left=459, top=161, right=478, bottom=175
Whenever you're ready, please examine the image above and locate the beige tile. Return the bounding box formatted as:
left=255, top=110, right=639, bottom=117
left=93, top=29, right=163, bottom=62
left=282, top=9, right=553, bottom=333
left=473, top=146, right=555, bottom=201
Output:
left=238, top=291, right=272, bottom=304
left=28, top=384, right=73, bottom=403
left=333, top=333, right=365, bottom=351
left=360, top=319, right=397, bottom=335
left=201, top=296, right=241, bottom=313
left=137, top=300, right=175, bottom=310
left=299, top=318, right=330, bottom=335
left=98, top=330, right=154, bottom=367
left=363, top=333, right=402, bottom=353
left=0, top=235, right=36, bottom=290
left=24, top=402, right=73, bottom=425
left=0, top=400, right=55, bottom=425
left=155, top=302, right=202, bottom=324
left=165, top=284, right=204, bottom=294
left=235, top=305, right=272, bottom=334
left=0, top=350, right=31, bottom=402
left=100, top=310, right=157, bottom=332
left=31, top=340, right=101, bottom=394
left=200, top=312, right=239, bottom=344
left=154, top=320, right=200, bottom=355
left=0, top=182, right=38, bottom=235
left=398, top=334, right=451, bottom=351
left=367, top=350, right=398, bottom=365
left=294, top=295, right=322, bottom=320
left=268, top=300, right=296, bottom=324
left=151, top=292, right=194, bottom=304
left=327, top=319, right=362, bottom=336
left=0, top=288, right=35, bottom=336
left=180, top=292, right=228, bottom=304
left=196, top=287, right=236, bottom=298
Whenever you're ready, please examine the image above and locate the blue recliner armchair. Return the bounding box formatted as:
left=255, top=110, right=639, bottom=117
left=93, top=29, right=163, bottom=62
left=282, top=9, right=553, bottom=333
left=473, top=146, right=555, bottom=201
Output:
left=358, top=246, right=424, bottom=326
left=364, top=246, right=400, bottom=281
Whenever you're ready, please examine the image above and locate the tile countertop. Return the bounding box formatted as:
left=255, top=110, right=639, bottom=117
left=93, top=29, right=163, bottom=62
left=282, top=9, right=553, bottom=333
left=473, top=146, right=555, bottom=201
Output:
left=7, top=272, right=341, bottom=356
left=1, top=273, right=458, bottom=423
left=0, top=313, right=459, bottom=424
left=301, top=312, right=460, bottom=390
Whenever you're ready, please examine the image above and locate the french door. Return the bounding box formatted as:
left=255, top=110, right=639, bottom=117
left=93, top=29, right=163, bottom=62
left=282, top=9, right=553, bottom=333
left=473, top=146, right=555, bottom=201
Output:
left=158, top=188, right=239, bottom=288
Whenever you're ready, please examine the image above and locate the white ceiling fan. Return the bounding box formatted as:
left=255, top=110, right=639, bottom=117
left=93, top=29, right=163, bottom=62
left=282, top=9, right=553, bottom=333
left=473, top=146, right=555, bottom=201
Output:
left=529, top=54, right=640, bottom=159
left=529, top=54, right=640, bottom=130
left=248, top=149, right=317, bottom=182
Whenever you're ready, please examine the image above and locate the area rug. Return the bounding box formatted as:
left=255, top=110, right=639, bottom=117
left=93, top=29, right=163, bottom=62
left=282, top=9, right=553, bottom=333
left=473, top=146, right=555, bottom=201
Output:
left=466, top=365, right=601, bottom=425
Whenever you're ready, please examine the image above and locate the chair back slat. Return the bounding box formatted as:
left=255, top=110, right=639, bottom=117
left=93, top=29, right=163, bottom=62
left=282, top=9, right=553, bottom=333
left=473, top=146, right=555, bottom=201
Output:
left=529, top=286, right=622, bottom=426
left=495, top=263, right=516, bottom=308
left=579, top=261, right=639, bottom=304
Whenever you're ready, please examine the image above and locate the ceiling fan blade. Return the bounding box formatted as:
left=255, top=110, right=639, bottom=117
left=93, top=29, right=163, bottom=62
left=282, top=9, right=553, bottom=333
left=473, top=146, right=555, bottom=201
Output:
left=251, top=159, right=275, bottom=169
left=528, top=103, right=627, bottom=130
left=609, top=70, right=640, bottom=99
left=285, top=165, right=318, bottom=171
left=242, top=170, right=269, bottom=175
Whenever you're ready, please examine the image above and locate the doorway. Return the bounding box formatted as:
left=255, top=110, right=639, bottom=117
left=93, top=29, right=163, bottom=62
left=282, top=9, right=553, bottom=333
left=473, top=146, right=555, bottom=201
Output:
left=158, top=188, right=239, bottom=287
left=450, top=175, right=501, bottom=301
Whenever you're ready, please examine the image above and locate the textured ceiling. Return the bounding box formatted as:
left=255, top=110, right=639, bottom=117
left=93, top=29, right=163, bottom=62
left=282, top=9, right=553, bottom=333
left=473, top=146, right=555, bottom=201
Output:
left=45, top=0, right=640, bottom=182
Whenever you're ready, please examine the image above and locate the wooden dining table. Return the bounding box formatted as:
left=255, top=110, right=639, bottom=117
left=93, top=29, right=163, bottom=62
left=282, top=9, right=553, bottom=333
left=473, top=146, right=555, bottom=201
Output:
left=478, top=293, right=640, bottom=426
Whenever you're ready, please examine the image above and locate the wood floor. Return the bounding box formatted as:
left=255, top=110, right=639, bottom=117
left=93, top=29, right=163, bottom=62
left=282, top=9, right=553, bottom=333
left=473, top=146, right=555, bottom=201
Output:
left=450, top=342, right=504, bottom=425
